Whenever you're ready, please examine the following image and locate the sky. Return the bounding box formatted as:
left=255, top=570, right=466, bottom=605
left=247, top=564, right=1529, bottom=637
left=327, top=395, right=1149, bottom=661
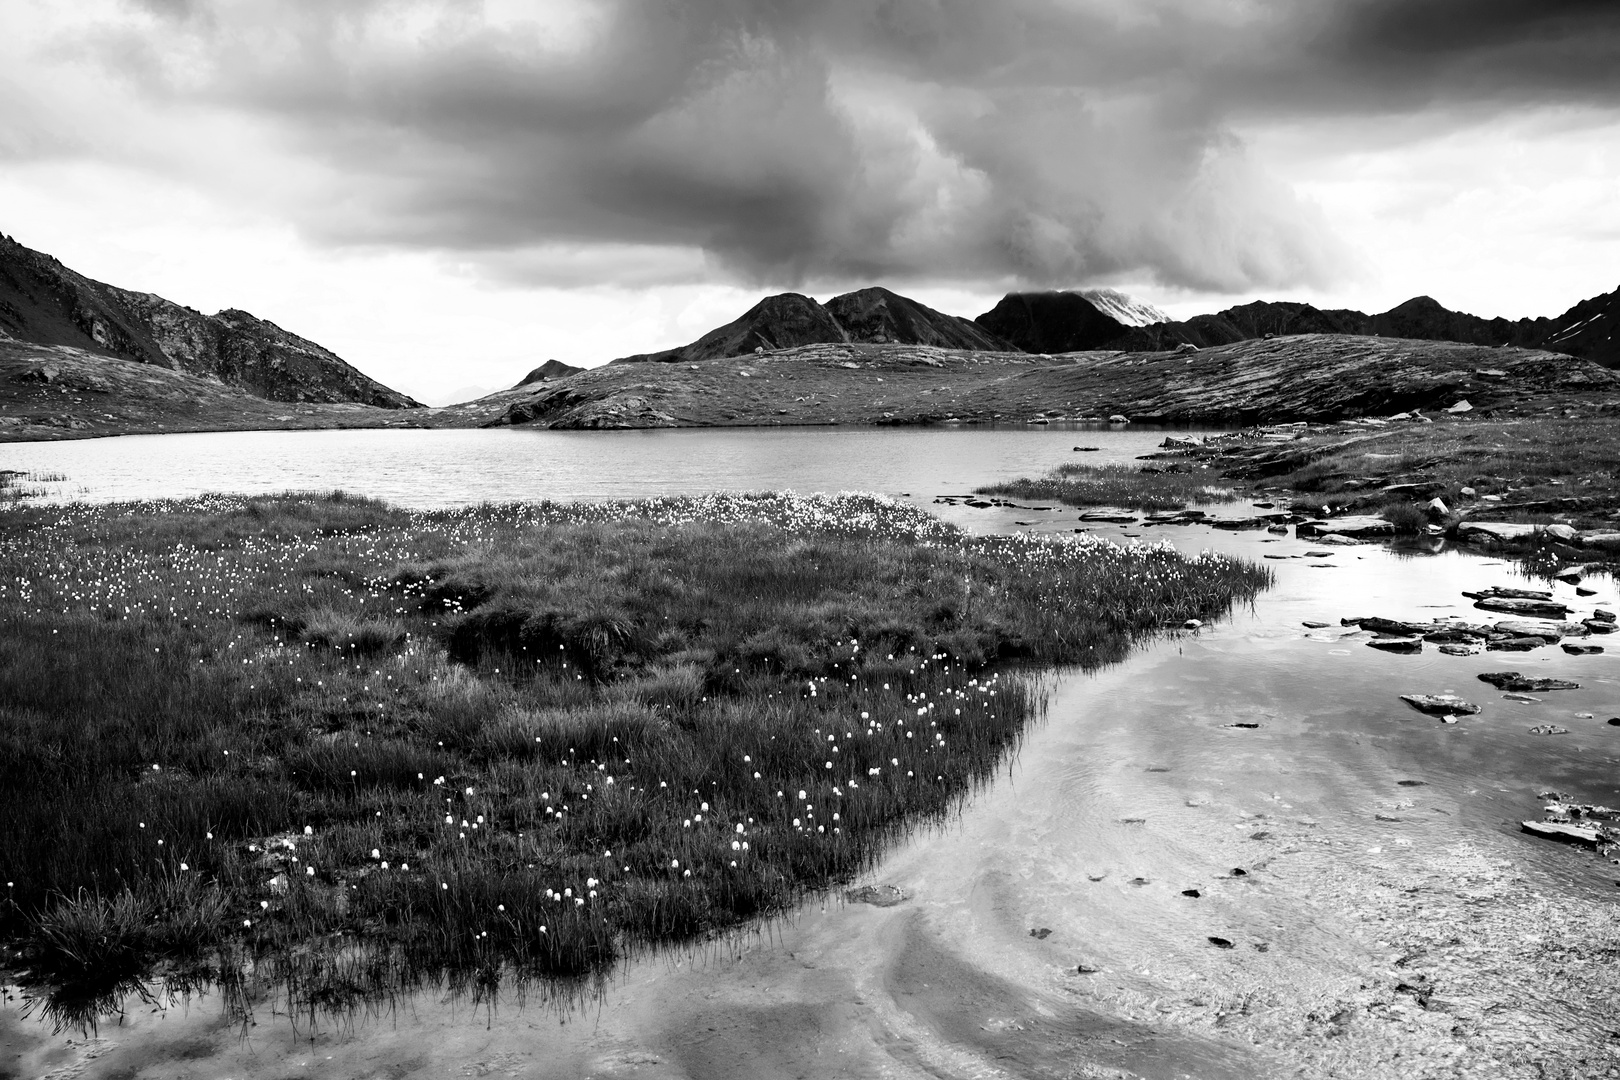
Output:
left=2, top=1, right=1619, bottom=405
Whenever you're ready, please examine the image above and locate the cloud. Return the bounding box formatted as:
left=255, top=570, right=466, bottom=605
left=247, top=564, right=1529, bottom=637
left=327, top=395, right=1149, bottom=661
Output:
left=6, top=0, right=1619, bottom=295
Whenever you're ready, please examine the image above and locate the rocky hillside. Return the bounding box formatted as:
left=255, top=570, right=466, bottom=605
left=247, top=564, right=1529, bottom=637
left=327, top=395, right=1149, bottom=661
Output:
left=0, top=340, right=433, bottom=441
left=612, top=287, right=1013, bottom=365
left=487, top=335, right=1620, bottom=431
left=0, top=233, right=420, bottom=407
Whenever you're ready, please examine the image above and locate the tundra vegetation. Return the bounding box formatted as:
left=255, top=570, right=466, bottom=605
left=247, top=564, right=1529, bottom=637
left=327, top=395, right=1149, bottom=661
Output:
left=978, top=462, right=1242, bottom=511
left=0, top=492, right=1269, bottom=1028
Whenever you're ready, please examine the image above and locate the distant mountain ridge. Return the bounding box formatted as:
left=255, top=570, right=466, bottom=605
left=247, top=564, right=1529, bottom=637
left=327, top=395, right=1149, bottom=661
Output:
left=1097, top=291, right=1620, bottom=368
left=611, top=286, right=1014, bottom=364
left=0, top=233, right=420, bottom=407
left=601, top=281, right=1620, bottom=372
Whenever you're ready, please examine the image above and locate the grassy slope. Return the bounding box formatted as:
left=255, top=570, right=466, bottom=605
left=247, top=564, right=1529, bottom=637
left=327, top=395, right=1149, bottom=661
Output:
left=488, top=336, right=1620, bottom=430
left=0, top=492, right=1269, bottom=1023
left=1203, top=417, right=1620, bottom=534
left=6, top=334, right=1619, bottom=441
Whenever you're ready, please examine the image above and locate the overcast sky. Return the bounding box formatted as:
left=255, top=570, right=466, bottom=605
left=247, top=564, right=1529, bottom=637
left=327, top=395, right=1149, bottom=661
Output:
left=3, top=0, right=1619, bottom=405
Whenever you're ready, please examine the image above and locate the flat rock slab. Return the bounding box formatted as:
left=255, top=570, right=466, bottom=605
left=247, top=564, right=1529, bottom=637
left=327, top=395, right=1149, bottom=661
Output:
left=1563, top=643, right=1605, bottom=655
left=1400, top=694, right=1481, bottom=716
left=1297, top=515, right=1395, bottom=538
left=1529, top=724, right=1572, bottom=736
left=1487, top=636, right=1549, bottom=651
left=1582, top=532, right=1620, bottom=551
left=1457, top=522, right=1548, bottom=544
left=1358, top=616, right=1436, bottom=635
left=1464, top=586, right=1553, bottom=601
left=1493, top=620, right=1565, bottom=641
left=1522, top=820, right=1602, bottom=846
left=1479, top=671, right=1581, bottom=692
left=1425, top=629, right=1486, bottom=644
left=1368, top=637, right=1423, bottom=653
left=1473, top=596, right=1571, bottom=619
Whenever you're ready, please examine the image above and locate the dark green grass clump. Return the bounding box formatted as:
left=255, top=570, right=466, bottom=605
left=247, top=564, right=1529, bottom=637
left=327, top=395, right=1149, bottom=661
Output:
left=0, top=491, right=1269, bottom=1025
left=979, top=462, right=1241, bottom=511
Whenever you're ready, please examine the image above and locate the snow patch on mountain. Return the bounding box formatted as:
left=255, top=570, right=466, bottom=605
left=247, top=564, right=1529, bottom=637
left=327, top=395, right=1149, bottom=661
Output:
left=1079, top=288, right=1171, bottom=327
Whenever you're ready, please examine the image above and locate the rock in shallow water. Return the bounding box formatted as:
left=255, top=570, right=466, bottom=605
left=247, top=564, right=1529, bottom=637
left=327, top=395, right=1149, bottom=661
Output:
left=1400, top=693, right=1481, bottom=716
left=1478, top=672, right=1581, bottom=692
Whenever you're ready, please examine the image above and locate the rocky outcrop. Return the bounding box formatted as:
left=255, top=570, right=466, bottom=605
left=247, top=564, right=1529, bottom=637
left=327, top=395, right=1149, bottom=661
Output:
left=515, top=359, right=584, bottom=387
left=0, top=233, right=419, bottom=407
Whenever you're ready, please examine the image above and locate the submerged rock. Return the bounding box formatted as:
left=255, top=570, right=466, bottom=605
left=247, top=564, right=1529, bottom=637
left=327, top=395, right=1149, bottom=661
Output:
left=1563, top=643, right=1605, bottom=655
left=845, top=884, right=908, bottom=907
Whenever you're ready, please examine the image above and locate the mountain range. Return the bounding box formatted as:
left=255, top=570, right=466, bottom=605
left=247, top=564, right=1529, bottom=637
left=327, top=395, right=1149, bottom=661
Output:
left=608, top=284, right=1620, bottom=371
left=0, top=234, right=420, bottom=407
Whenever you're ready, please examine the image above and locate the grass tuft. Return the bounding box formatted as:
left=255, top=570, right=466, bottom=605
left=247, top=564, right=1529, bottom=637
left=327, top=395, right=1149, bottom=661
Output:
left=979, top=462, right=1239, bottom=511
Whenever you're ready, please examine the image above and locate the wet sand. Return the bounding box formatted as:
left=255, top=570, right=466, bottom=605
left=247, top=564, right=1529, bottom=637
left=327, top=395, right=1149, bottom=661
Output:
left=6, top=531, right=1619, bottom=1079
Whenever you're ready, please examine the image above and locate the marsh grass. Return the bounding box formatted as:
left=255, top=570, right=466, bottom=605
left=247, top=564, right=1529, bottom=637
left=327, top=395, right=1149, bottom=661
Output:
left=0, top=491, right=1269, bottom=1027
left=979, top=462, right=1240, bottom=511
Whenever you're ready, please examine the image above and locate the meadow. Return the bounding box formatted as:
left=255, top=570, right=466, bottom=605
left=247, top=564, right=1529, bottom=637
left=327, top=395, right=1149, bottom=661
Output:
left=0, top=491, right=1270, bottom=1026
left=1263, top=417, right=1620, bottom=527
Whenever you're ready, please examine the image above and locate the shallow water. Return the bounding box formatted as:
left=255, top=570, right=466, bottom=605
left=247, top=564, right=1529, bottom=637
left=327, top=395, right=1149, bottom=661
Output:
left=3, top=428, right=1618, bottom=1077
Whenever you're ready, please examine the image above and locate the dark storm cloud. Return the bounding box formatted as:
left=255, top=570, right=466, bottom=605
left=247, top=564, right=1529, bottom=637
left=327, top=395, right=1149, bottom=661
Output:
left=48, top=0, right=1620, bottom=290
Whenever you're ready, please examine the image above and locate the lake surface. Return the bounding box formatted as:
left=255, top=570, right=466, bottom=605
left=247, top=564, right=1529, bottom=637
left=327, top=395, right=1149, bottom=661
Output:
left=4, top=425, right=1619, bottom=1077
left=1, top=424, right=1214, bottom=509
